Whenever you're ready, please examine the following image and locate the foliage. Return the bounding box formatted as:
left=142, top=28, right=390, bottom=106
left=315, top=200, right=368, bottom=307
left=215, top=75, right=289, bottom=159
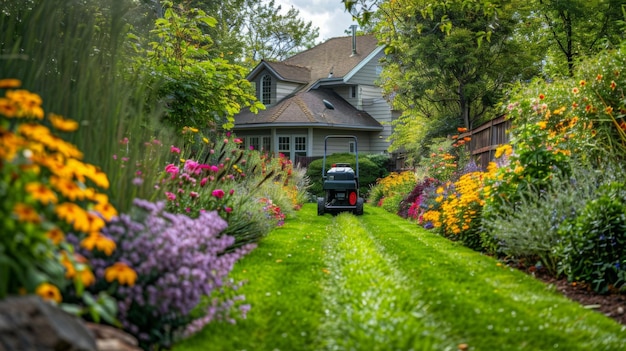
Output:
left=397, top=177, right=439, bottom=220
left=368, top=170, right=416, bottom=213
left=481, top=170, right=598, bottom=275
left=130, top=1, right=264, bottom=131
left=306, top=153, right=385, bottom=197
left=75, top=198, right=254, bottom=350
left=558, top=182, right=626, bottom=294
left=524, top=0, right=625, bottom=76
left=375, top=0, right=537, bottom=152
left=0, top=80, right=122, bottom=324
left=154, top=130, right=305, bottom=249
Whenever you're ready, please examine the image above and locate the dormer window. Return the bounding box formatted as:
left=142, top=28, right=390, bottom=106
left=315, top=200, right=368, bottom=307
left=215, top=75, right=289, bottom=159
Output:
left=261, top=74, right=272, bottom=105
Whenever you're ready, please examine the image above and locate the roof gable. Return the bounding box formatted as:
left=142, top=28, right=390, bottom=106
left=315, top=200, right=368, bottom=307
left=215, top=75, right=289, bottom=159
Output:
left=283, top=35, right=380, bottom=82
left=247, top=60, right=310, bottom=84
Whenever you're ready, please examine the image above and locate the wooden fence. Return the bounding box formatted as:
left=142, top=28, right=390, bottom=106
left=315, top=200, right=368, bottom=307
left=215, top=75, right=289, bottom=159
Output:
left=460, top=115, right=511, bottom=170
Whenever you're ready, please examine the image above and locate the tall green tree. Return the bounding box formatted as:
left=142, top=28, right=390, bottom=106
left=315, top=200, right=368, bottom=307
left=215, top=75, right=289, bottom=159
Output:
left=374, top=0, right=537, bottom=156
left=129, top=2, right=264, bottom=131
left=529, top=0, right=625, bottom=77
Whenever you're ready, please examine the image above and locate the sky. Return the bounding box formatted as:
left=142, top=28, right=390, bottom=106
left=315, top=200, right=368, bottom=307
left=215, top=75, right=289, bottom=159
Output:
left=273, top=0, right=359, bottom=43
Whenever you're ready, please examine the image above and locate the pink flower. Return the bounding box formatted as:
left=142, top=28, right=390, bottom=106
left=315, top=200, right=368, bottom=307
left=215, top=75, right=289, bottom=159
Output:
left=119, top=137, right=129, bottom=145
left=165, top=192, right=176, bottom=201
left=224, top=139, right=229, bottom=144
left=209, top=165, right=219, bottom=172
left=170, top=145, right=181, bottom=154
left=229, top=189, right=235, bottom=195
left=184, top=159, right=202, bottom=174
left=190, top=191, right=198, bottom=198
left=212, top=189, right=225, bottom=199
left=165, top=164, right=179, bottom=178
left=224, top=207, right=232, bottom=213
left=234, top=138, right=243, bottom=144
left=249, top=146, right=254, bottom=150
left=200, top=177, right=208, bottom=187
left=226, top=131, right=231, bottom=137
left=112, top=154, right=117, bottom=160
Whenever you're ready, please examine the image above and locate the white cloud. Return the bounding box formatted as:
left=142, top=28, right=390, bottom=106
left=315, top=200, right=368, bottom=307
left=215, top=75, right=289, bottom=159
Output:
left=273, top=0, right=358, bottom=42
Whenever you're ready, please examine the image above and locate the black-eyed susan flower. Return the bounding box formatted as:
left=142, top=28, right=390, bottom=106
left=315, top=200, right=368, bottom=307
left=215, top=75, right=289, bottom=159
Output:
left=80, top=232, right=116, bottom=256
left=0, top=97, right=18, bottom=117
left=0, top=78, right=21, bottom=89
left=45, top=227, right=65, bottom=245
left=25, top=182, right=58, bottom=205
left=48, top=113, right=79, bottom=132
left=84, top=212, right=105, bottom=233
left=35, top=282, right=62, bottom=303
left=104, top=262, right=137, bottom=286
left=55, top=202, right=90, bottom=232
left=77, top=267, right=95, bottom=287
left=49, top=176, right=85, bottom=202
left=94, top=200, right=118, bottom=221
left=13, top=203, right=41, bottom=223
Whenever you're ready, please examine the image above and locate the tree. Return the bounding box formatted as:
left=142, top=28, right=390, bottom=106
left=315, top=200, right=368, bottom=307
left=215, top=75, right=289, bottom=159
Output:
left=241, top=0, right=319, bottom=63
left=531, top=0, right=625, bottom=77
left=375, top=0, right=537, bottom=156
left=130, top=2, right=264, bottom=131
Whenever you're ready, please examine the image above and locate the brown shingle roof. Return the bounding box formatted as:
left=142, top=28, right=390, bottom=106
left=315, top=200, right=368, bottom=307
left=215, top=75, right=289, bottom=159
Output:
left=283, top=35, right=379, bottom=81
left=235, top=89, right=382, bottom=131
left=263, top=61, right=310, bottom=83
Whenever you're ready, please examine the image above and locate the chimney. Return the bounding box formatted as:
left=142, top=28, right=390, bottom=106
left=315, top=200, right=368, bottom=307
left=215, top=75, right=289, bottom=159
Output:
left=350, top=25, right=358, bottom=56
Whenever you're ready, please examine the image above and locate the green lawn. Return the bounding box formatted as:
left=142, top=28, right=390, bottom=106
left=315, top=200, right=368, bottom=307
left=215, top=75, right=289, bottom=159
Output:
left=173, top=204, right=626, bottom=351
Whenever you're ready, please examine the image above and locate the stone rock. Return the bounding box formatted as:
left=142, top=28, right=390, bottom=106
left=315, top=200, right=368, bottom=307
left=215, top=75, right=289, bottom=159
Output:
left=85, top=323, right=142, bottom=351
left=0, top=295, right=97, bottom=351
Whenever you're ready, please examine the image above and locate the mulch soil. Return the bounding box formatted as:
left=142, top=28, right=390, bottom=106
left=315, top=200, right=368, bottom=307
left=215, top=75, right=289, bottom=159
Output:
left=513, top=263, right=626, bottom=326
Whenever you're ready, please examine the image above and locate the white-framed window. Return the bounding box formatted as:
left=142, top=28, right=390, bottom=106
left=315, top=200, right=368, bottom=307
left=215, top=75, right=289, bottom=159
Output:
left=278, top=135, right=307, bottom=160
left=261, top=74, right=272, bottom=105
left=245, top=136, right=271, bottom=152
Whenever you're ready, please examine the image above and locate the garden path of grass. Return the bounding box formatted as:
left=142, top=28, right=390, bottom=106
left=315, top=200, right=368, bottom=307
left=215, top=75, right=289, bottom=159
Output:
left=174, top=204, right=626, bottom=351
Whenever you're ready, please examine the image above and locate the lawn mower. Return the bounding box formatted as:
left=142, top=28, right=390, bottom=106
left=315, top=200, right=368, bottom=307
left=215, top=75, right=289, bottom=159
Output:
left=317, top=135, right=364, bottom=216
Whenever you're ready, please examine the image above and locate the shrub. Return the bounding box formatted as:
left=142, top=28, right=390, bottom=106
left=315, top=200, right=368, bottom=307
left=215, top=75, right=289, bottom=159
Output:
left=397, top=177, right=438, bottom=220
left=559, top=181, right=626, bottom=293
left=306, top=153, right=384, bottom=197
left=77, top=199, right=254, bottom=349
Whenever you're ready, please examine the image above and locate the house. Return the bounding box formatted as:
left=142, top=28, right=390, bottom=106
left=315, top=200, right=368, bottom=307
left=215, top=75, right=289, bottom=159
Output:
left=233, top=28, right=399, bottom=166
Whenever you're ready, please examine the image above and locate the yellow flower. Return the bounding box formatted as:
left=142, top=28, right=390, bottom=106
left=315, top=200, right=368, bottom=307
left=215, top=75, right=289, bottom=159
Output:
left=55, top=202, right=90, bottom=232
left=35, top=283, right=62, bottom=303
left=537, top=121, right=547, bottom=130
left=80, top=232, right=116, bottom=256
left=26, top=182, right=58, bottom=205
left=0, top=97, right=18, bottom=117
left=0, top=78, right=21, bottom=88
left=48, top=113, right=79, bottom=132
left=50, top=175, right=85, bottom=201
left=6, top=89, right=44, bottom=119
left=202, top=137, right=209, bottom=144
left=45, top=227, right=65, bottom=245
left=105, top=262, right=137, bottom=286
left=77, top=268, right=96, bottom=287
left=13, top=203, right=41, bottom=223
left=94, top=200, right=118, bottom=221
left=494, top=144, right=512, bottom=158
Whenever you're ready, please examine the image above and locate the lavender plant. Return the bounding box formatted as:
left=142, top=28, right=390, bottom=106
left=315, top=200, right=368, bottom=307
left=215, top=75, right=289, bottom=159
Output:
left=79, top=198, right=254, bottom=350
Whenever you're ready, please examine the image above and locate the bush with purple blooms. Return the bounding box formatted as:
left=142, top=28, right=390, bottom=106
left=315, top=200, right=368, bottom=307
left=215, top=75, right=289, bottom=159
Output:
left=78, top=198, right=255, bottom=350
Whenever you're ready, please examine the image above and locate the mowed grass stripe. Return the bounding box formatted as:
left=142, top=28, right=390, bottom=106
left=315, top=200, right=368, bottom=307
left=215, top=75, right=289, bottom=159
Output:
left=318, top=212, right=458, bottom=351
left=175, top=204, right=330, bottom=351
left=360, top=205, right=626, bottom=351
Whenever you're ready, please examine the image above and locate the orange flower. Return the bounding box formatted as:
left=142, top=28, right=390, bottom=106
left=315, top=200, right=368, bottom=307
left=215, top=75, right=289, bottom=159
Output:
left=539, top=93, right=545, bottom=100
left=48, top=113, right=79, bottom=132
left=0, top=97, right=18, bottom=117
left=104, top=262, right=137, bottom=286
left=596, top=74, right=603, bottom=81
left=0, top=78, right=21, bottom=88
left=94, top=200, right=118, bottom=221
left=45, top=227, right=65, bottom=245
left=572, top=87, right=579, bottom=94
left=55, top=202, right=90, bottom=232
left=579, top=80, right=586, bottom=86
left=463, top=137, right=471, bottom=142
left=605, top=106, right=614, bottom=114
left=80, top=232, right=116, bottom=256
left=50, top=176, right=85, bottom=201
left=619, top=121, right=626, bottom=132
left=13, top=203, right=41, bottom=223
left=35, top=283, right=62, bottom=303
left=611, top=81, right=617, bottom=90
left=77, top=268, right=96, bottom=287
left=457, top=127, right=468, bottom=133
left=60, top=251, right=76, bottom=278
left=26, top=182, right=58, bottom=205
